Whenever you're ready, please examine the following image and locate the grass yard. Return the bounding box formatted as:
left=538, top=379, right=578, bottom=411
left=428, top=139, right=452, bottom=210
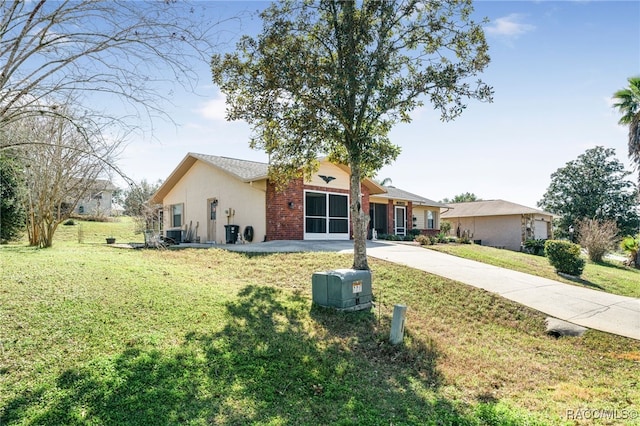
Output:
left=427, top=243, right=640, bottom=298
left=1, top=220, right=639, bottom=425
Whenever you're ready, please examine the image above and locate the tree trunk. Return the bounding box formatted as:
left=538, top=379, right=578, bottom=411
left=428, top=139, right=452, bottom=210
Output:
left=350, top=163, right=370, bottom=270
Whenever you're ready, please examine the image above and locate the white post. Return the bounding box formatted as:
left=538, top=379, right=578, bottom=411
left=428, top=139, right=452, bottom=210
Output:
left=390, top=304, right=407, bottom=345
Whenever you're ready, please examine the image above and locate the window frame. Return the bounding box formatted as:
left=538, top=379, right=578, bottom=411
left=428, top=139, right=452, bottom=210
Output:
left=426, top=210, right=435, bottom=229
left=170, top=203, right=183, bottom=228
left=303, top=190, right=349, bottom=240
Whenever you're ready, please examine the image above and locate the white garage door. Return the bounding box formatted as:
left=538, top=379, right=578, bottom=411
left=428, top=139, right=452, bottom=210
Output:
left=534, top=219, right=548, bottom=240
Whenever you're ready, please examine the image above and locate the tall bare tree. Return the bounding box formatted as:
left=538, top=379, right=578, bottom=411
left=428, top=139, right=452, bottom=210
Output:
left=1, top=0, right=230, bottom=246
left=1, top=0, right=222, bottom=134
left=8, top=107, right=121, bottom=247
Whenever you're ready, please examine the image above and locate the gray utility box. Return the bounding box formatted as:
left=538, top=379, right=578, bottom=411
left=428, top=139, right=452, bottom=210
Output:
left=312, top=269, right=373, bottom=311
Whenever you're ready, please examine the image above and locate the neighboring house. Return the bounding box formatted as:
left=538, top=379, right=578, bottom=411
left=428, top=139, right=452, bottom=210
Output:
left=369, top=186, right=448, bottom=237
left=75, top=179, right=118, bottom=216
left=150, top=153, right=445, bottom=244
left=440, top=199, right=554, bottom=251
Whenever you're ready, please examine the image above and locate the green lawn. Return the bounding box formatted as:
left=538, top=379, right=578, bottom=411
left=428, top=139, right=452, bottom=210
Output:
left=1, top=220, right=638, bottom=425
left=426, top=243, right=640, bottom=298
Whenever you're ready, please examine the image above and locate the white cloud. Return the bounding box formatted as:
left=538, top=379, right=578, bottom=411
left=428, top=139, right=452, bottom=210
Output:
left=485, top=14, right=536, bottom=38
left=196, top=95, right=228, bottom=122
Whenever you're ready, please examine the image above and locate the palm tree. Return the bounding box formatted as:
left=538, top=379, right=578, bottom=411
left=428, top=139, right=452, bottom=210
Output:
left=612, top=76, right=640, bottom=183
left=378, top=177, right=392, bottom=187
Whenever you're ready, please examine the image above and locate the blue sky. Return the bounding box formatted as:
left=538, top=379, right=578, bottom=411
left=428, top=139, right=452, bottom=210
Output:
left=116, top=1, right=640, bottom=209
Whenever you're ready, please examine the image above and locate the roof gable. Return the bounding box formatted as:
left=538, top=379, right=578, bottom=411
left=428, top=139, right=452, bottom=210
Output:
left=151, top=153, right=270, bottom=204
left=190, top=153, right=268, bottom=181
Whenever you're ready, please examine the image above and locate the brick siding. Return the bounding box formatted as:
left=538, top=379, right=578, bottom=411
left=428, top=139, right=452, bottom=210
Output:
left=265, top=179, right=371, bottom=241
left=266, top=178, right=304, bottom=241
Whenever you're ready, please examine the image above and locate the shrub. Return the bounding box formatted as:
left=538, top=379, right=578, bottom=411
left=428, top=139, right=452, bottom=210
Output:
left=544, top=240, right=585, bottom=276
left=63, top=219, right=76, bottom=226
left=402, top=234, right=414, bottom=241
left=620, top=234, right=640, bottom=268
left=71, top=214, right=111, bottom=223
left=415, top=235, right=435, bottom=245
left=457, top=235, right=471, bottom=244
left=436, top=232, right=448, bottom=243
left=378, top=234, right=401, bottom=241
left=409, top=228, right=421, bottom=237
left=577, top=218, right=618, bottom=262
left=440, top=221, right=452, bottom=235
left=523, top=238, right=546, bottom=256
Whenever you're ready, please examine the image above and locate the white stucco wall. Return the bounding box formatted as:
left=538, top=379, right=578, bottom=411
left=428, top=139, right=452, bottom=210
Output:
left=76, top=190, right=114, bottom=216
left=412, top=206, right=440, bottom=230
left=162, top=160, right=267, bottom=244
left=307, top=162, right=351, bottom=190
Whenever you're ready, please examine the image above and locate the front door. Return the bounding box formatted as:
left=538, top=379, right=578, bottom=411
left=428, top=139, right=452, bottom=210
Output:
left=394, top=205, right=406, bottom=236
left=207, top=198, right=218, bottom=243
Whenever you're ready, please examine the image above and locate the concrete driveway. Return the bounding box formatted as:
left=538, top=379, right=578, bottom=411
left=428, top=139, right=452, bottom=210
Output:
left=221, top=240, right=640, bottom=340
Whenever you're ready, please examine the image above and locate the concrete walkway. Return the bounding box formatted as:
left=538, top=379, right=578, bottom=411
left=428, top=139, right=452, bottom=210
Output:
left=365, top=243, right=640, bottom=340
left=221, top=240, right=639, bottom=340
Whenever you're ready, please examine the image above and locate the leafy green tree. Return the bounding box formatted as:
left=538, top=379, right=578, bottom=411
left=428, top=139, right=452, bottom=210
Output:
left=441, top=192, right=480, bottom=203
left=211, top=0, right=492, bottom=269
left=123, top=179, right=162, bottom=217
left=123, top=179, right=163, bottom=233
left=538, top=146, right=639, bottom=238
left=612, top=76, right=640, bottom=182
left=0, top=152, right=26, bottom=243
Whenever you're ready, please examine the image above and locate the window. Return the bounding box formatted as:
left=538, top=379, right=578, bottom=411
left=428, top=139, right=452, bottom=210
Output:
left=328, top=194, right=348, bottom=233
left=305, top=192, right=327, bottom=233
left=304, top=191, right=349, bottom=237
left=171, top=204, right=183, bottom=227
left=426, top=210, right=435, bottom=229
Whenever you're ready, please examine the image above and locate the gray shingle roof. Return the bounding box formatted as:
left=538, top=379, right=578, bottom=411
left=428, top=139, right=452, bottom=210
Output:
left=191, top=153, right=268, bottom=181
left=374, top=186, right=448, bottom=208
left=441, top=200, right=554, bottom=218
left=151, top=152, right=430, bottom=204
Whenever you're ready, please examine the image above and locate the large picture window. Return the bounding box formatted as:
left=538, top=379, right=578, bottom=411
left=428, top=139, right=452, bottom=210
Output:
left=304, top=191, right=349, bottom=239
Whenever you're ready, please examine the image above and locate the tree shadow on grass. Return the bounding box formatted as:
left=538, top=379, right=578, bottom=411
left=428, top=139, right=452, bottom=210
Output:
left=1, top=285, right=531, bottom=425
left=556, top=271, right=606, bottom=291
left=593, top=258, right=638, bottom=272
